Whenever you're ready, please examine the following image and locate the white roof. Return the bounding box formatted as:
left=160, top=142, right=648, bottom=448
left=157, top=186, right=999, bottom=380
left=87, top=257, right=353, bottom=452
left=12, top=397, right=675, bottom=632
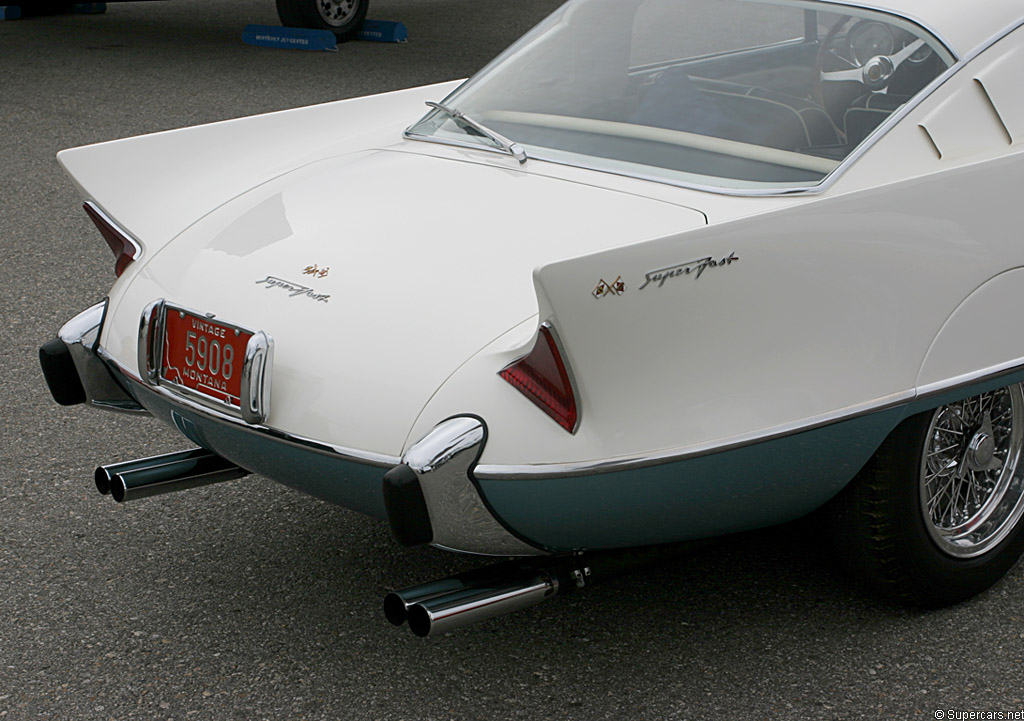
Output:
left=836, top=0, right=1022, bottom=56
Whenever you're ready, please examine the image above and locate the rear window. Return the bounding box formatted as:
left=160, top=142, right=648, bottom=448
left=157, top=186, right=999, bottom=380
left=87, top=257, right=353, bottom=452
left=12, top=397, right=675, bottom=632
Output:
left=408, top=0, right=954, bottom=192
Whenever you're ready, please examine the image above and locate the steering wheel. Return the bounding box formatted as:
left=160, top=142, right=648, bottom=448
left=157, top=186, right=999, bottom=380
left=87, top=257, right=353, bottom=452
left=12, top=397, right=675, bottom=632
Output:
left=816, top=17, right=926, bottom=93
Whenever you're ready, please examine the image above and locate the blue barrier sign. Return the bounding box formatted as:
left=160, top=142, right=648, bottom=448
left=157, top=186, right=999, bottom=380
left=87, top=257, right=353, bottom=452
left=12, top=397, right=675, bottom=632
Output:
left=242, top=24, right=338, bottom=52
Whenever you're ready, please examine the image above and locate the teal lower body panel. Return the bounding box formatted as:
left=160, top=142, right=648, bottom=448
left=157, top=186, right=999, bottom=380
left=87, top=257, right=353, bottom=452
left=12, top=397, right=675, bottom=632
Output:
left=129, top=381, right=391, bottom=520
left=477, top=406, right=909, bottom=552
left=122, top=357, right=1024, bottom=555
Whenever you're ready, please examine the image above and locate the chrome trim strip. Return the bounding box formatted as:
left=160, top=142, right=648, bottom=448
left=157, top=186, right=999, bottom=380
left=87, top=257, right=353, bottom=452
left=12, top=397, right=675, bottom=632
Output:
left=916, top=356, right=1024, bottom=401
left=476, top=390, right=916, bottom=480
left=402, top=417, right=545, bottom=556
left=100, top=347, right=399, bottom=468
left=404, top=15, right=1024, bottom=199
left=84, top=200, right=142, bottom=261
left=479, top=356, right=1024, bottom=480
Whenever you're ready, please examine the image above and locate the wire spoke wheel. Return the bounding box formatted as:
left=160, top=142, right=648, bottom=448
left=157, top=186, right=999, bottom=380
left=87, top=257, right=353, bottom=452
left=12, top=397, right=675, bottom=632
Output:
left=920, top=386, right=1024, bottom=558
left=828, top=382, right=1024, bottom=607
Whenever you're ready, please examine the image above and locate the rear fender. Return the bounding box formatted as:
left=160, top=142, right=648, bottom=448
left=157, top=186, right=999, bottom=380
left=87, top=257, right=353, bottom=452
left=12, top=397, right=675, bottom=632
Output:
left=916, top=268, right=1024, bottom=392
left=56, top=81, right=461, bottom=258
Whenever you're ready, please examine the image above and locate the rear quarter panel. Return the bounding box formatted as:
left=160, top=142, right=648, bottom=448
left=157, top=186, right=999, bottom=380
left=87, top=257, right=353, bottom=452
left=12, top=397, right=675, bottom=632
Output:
left=431, top=26, right=1024, bottom=470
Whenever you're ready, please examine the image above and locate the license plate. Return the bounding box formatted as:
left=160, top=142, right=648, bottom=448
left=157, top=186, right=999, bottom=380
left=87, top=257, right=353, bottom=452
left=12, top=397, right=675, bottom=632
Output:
left=160, top=308, right=253, bottom=409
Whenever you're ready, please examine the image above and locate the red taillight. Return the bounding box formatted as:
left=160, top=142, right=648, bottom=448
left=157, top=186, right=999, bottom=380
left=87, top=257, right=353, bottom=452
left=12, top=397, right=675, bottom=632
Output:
left=499, top=324, right=579, bottom=433
left=83, top=201, right=140, bottom=277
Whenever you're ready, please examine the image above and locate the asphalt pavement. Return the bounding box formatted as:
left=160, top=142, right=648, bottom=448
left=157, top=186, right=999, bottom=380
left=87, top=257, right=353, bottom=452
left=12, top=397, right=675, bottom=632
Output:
left=3, top=1, right=1024, bottom=719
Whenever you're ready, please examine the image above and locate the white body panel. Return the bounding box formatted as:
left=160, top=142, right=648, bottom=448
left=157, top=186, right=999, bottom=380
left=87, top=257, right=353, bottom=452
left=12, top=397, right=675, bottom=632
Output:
left=57, top=81, right=462, bottom=254
left=99, top=148, right=706, bottom=457
left=412, top=24, right=1024, bottom=469
left=58, top=8, right=1024, bottom=476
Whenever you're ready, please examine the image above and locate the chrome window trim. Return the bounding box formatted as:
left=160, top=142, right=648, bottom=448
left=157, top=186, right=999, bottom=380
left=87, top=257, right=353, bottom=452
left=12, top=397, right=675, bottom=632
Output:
left=102, top=346, right=400, bottom=468
left=477, top=357, right=1024, bottom=480
left=404, top=15, right=1024, bottom=198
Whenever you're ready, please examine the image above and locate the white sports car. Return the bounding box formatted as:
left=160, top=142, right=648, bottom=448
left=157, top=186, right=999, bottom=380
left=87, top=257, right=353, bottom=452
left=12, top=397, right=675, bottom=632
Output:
left=40, top=0, right=1024, bottom=636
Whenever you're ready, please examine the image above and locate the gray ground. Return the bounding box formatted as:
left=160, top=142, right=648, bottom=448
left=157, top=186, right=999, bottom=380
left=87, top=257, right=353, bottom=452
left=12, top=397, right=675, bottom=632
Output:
left=2, top=1, right=1024, bottom=719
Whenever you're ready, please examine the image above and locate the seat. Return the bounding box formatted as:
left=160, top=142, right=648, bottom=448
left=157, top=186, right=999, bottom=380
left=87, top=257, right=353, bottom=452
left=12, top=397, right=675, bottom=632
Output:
left=843, top=92, right=908, bottom=145
left=631, top=69, right=838, bottom=151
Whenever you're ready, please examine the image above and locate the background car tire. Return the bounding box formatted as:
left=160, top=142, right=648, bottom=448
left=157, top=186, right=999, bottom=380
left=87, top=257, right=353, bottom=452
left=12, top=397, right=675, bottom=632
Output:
left=14, top=1, right=75, bottom=15
left=827, top=384, right=1024, bottom=607
left=275, top=0, right=369, bottom=42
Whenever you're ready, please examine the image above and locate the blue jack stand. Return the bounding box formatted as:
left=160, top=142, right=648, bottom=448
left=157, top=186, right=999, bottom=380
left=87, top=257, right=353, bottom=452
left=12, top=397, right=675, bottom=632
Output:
left=242, top=24, right=337, bottom=51
left=356, top=20, right=407, bottom=43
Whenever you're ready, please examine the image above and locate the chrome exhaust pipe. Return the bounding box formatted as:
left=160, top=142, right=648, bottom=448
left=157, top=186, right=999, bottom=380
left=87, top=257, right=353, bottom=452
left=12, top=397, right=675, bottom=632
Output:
left=95, top=449, right=249, bottom=503
left=383, top=564, right=524, bottom=626
left=405, top=570, right=558, bottom=637
left=386, top=559, right=570, bottom=637
left=387, top=544, right=710, bottom=636
left=95, top=448, right=214, bottom=495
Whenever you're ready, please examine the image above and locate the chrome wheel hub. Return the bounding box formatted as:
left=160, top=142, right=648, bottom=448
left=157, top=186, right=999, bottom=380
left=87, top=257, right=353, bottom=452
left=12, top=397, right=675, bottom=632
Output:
left=966, top=430, right=996, bottom=471
left=920, top=385, right=1024, bottom=558
left=317, top=0, right=358, bottom=27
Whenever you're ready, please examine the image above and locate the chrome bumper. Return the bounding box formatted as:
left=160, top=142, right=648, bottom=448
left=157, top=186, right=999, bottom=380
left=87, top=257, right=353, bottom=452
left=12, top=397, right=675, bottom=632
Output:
left=42, top=302, right=545, bottom=557
left=39, top=300, right=146, bottom=414
left=383, top=417, right=544, bottom=556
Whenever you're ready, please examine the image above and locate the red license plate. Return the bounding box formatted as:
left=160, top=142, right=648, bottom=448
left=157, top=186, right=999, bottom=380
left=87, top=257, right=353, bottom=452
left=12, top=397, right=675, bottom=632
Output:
left=160, top=309, right=253, bottom=408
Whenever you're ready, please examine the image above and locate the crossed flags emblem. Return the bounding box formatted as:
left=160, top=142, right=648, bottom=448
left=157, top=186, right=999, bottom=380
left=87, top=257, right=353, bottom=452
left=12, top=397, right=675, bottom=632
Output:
left=593, top=276, right=626, bottom=298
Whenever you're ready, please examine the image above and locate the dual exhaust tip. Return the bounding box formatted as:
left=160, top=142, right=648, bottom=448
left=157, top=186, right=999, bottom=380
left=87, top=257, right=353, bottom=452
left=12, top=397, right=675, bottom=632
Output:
left=384, top=561, right=564, bottom=637
left=93, top=449, right=564, bottom=636
left=384, top=545, right=694, bottom=636
left=95, top=448, right=248, bottom=503
left=94, top=449, right=567, bottom=636
left=95, top=451, right=678, bottom=635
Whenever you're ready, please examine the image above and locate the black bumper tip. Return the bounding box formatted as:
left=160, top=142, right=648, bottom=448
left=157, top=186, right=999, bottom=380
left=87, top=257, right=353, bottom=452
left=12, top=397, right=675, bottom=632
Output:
left=39, top=338, right=86, bottom=406
left=382, top=464, right=434, bottom=548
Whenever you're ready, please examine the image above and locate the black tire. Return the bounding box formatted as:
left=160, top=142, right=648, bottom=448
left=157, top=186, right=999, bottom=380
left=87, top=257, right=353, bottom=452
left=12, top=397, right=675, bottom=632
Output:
left=275, top=0, right=369, bottom=42
left=828, top=384, right=1024, bottom=607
